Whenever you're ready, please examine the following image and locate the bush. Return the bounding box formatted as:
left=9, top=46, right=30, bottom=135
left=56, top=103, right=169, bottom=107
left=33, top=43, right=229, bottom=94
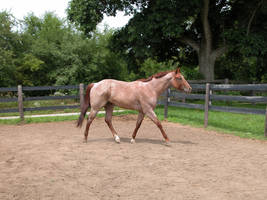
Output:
left=140, top=58, right=203, bottom=80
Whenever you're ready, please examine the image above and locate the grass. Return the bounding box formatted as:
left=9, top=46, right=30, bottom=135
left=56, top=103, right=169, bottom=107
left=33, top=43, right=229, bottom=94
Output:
left=0, top=101, right=122, bottom=117
left=0, top=110, right=136, bottom=125
left=155, top=106, right=266, bottom=140
left=0, top=104, right=266, bottom=140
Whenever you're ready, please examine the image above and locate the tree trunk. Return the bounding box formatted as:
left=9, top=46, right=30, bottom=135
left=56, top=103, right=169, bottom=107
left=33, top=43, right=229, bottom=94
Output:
left=198, top=46, right=227, bottom=81
left=179, top=37, right=224, bottom=81
left=199, top=0, right=214, bottom=81
left=180, top=0, right=227, bottom=81
left=199, top=50, right=215, bottom=81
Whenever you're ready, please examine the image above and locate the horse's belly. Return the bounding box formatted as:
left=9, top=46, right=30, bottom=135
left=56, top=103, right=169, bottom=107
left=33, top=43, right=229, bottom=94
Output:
left=109, top=95, right=141, bottom=111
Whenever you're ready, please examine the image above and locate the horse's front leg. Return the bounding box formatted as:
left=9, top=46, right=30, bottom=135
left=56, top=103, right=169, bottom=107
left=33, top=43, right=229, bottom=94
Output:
left=130, top=112, right=144, bottom=144
left=145, top=109, right=170, bottom=144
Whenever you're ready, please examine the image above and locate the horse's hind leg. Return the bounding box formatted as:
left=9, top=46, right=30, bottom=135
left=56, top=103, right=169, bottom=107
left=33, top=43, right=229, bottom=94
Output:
left=84, top=109, right=98, bottom=142
left=104, top=103, right=120, bottom=143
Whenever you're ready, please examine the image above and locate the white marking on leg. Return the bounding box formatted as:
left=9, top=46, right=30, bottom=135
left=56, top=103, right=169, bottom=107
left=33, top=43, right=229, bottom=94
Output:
left=114, top=135, right=120, bottom=143
left=130, top=138, right=135, bottom=144
left=163, top=139, right=171, bottom=147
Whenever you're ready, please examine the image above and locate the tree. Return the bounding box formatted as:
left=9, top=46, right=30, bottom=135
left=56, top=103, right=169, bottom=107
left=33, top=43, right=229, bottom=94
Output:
left=67, top=0, right=267, bottom=81
left=50, top=27, right=128, bottom=85
left=18, top=13, right=65, bottom=85
left=0, top=11, right=19, bottom=86
left=22, top=12, right=128, bottom=86
left=0, top=10, right=129, bottom=87
left=215, top=0, right=267, bottom=83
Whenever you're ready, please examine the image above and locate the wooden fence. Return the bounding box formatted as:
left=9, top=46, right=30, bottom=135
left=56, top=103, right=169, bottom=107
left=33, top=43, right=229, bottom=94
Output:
left=0, top=84, right=85, bottom=120
left=1, top=83, right=267, bottom=137
left=158, top=83, right=267, bottom=137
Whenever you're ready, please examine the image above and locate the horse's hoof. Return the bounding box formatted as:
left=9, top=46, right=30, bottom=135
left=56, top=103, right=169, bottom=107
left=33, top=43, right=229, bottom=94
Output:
left=130, top=138, right=135, bottom=144
left=163, top=140, right=171, bottom=146
left=114, top=135, right=120, bottom=143
left=165, top=142, right=171, bottom=147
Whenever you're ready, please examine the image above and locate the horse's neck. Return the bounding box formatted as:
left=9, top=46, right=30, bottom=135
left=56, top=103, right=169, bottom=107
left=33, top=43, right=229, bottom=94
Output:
left=147, top=73, right=173, bottom=97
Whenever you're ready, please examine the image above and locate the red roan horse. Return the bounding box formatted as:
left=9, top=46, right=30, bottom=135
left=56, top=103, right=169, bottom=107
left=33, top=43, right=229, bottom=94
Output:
left=77, top=68, right=192, bottom=144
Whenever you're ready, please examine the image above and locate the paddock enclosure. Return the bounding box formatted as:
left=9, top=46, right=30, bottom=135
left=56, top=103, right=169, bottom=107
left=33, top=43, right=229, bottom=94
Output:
left=0, top=115, right=267, bottom=200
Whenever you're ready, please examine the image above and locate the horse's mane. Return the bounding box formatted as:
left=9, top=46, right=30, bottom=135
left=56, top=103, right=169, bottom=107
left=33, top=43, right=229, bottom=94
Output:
left=138, top=70, right=174, bottom=82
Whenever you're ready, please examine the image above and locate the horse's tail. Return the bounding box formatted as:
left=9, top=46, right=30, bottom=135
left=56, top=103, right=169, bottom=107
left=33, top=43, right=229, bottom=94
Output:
left=77, top=83, right=94, bottom=128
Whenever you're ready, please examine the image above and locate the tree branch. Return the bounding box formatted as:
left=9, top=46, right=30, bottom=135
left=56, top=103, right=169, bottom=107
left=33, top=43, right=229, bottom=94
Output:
left=211, top=46, right=227, bottom=60
left=246, top=0, right=263, bottom=36
left=179, top=37, right=200, bottom=53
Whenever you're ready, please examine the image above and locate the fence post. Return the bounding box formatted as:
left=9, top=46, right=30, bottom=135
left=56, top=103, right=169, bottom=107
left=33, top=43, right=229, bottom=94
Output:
left=265, top=106, right=267, bottom=138
left=79, top=83, right=84, bottom=110
left=204, top=83, right=210, bottom=128
left=209, top=88, right=212, bottom=106
left=164, top=88, right=170, bottom=119
left=17, top=85, right=24, bottom=122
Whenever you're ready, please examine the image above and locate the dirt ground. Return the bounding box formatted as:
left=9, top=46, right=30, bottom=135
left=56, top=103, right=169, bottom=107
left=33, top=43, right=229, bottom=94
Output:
left=0, top=114, right=267, bottom=200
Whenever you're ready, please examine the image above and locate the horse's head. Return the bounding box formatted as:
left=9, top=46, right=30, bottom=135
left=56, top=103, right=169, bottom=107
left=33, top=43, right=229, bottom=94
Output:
left=171, top=68, right=192, bottom=93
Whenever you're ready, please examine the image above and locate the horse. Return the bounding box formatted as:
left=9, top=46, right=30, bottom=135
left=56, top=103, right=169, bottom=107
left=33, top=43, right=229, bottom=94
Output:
left=77, top=68, right=192, bottom=144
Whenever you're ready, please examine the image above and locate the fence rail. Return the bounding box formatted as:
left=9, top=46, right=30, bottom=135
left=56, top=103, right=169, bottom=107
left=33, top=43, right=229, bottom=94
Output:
left=210, top=84, right=267, bottom=91
left=0, top=84, right=83, bottom=116
left=159, top=83, right=267, bottom=137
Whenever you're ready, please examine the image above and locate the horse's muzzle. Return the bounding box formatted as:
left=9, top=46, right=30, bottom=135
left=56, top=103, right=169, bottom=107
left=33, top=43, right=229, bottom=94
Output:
left=184, top=86, right=192, bottom=93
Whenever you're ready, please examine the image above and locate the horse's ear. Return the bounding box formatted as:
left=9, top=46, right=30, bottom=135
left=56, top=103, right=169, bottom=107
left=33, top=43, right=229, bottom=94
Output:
left=175, top=68, right=180, bottom=74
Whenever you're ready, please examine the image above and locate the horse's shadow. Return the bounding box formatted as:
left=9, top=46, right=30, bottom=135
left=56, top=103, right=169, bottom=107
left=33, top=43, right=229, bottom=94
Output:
left=86, top=137, right=196, bottom=146
left=122, top=137, right=196, bottom=145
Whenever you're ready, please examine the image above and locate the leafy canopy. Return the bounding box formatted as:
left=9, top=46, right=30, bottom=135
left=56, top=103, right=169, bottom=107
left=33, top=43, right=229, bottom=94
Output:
left=68, top=0, right=267, bottom=82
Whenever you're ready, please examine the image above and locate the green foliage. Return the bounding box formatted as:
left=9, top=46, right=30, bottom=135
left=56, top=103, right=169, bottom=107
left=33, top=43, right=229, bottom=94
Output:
left=0, top=11, right=19, bottom=51
left=0, top=11, right=19, bottom=86
left=0, top=11, right=128, bottom=87
left=180, top=66, right=203, bottom=80
left=68, top=0, right=267, bottom=82
left=21, top=13, right=71, bottom=85
left=1, top=0, right=267, bottom=88
left=0, top=49, right=16, bottom=86
left=15, top=54, right=44, bottom=86
left=67, top=0, right=148, bottom=35
left=50, top=28, right=128, bottom=85
left=68, top=0, right=202, bottom=79
left=139, top=58, right=175, bottom=78
left=216, top=27, right=267, bottom=82
left=139, top=58, right=202, bottom=80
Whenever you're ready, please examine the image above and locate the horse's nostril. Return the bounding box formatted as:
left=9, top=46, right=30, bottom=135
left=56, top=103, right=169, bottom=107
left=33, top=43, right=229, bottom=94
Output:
left=185, top=87, right=192, bottom=93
